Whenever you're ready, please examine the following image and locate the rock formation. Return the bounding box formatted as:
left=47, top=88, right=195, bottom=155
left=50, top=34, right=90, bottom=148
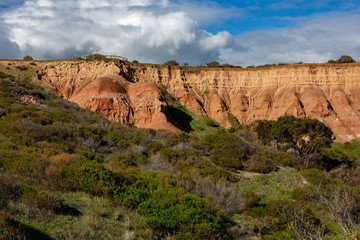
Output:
left=31, top=60, right=360, bottom=142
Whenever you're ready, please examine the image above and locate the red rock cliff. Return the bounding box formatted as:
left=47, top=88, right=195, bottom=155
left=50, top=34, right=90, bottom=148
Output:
left=33, top=60, right=360, bottom=142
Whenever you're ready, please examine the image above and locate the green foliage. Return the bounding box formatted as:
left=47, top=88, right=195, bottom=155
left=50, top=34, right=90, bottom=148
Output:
left=323, top=140, right=360, bottom=163
left=16, top=183, right=62, bottom=213
left=271, top=116, right=333, bottom=151
left=227, top=112, right=240, bottom=127
left=249, top=150, right=295, bottom=173
left=203, top=131, right=253, bottom=170
left=206, top=61, right=220, bottom=68
left=0, top=210, right=52, bottom=240
left=0, top=64, right=37, bottom=81
left=204, top=117, right=220, bottom=127
left=252, top=120, right=273, bottom=144
left=337, top=55, right=355, bottom=63
left=23, top=55, right=33, bottom=61
left=328, top=55, right=356, bottom=64
left=137, top=186, right=230, bottom=238
left=86, top=54, right=106, bottom=60
left=64, top=159, right=119, bottom=195
left=299, top=168, right=336, bottom=186
left=1, top=71, right=360, bottom=239
left=182, top=66, right=201, bottom=74
left=164, top=60, right=179, bottom=66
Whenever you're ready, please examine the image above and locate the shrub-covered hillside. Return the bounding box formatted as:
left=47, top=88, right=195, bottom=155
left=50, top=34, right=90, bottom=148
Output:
left=1, top=66, right=360, bottom=239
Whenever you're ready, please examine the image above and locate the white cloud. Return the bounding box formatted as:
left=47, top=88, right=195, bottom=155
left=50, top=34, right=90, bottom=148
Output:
left=219, top=10, right=360, bottom=66
left=1, top=0, right=360, bottom=66
left=0, top=0, right=237, bottom=64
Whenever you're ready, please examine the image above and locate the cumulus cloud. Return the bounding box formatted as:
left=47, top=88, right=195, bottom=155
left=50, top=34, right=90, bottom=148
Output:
left=0, top=0, right=238, bottom=64
left=1, top=0, right=360, bottom=66
left=219, top=10, right=360, bottom=66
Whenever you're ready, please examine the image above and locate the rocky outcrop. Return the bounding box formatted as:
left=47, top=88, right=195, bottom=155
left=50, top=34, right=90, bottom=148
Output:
left=70, top=75, right=179, bottom=132
left=32, top=60, right=360, bottom=142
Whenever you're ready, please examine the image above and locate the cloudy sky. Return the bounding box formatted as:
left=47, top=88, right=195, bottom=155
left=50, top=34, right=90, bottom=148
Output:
left=0, top=0, right=360, bottom=66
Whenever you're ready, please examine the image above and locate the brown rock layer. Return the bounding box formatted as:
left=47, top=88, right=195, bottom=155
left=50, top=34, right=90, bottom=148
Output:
left=32, top=60, right=360, bottom=142
left=67, top=74, right=179, bottom=132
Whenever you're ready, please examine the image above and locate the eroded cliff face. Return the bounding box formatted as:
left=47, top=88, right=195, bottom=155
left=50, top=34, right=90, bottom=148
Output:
left=33, top=60, right=360, bottom=142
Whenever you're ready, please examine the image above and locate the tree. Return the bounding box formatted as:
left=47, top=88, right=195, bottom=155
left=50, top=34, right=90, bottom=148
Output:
left=164, top=60, right=179, bottom=66
left=23, top=55, right=33, bottom=61
left=337, top=55, right=355, bottom=63
left=183, top=62, right=189, bottom=67
left=206, top=61, right=220, bottom=68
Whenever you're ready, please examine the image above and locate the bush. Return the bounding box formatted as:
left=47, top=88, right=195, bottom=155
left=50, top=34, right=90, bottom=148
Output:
left=336, top=55, right=355, bottom=63
left=192, top=174, right=247, bottom=214
left=86, top=54, right=106, bottom=60
left=164, top=60, right=179, bottom=66
left=16, top=183, right=62, bottom=213
left=203, top=132, right=254, bottom=170
left=204, top=117, right=220, bottom=127
left=252, top=120, right=273, bottom=144
left=221, top=63, right=234, bottom=68
left=23, top=55, right=33, bottom=61
left=207, top=61, right=220, bottom=68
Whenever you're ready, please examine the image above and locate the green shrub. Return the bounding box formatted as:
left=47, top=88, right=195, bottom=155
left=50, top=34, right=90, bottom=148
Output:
left=63, top=159, right=120, bottom=195
left=23, top=55, right=33, bottom=61
left=300, top=169, right=332, bottom=186
left=221, top=63, right=234, bottom=68
left=164, top=60, right=179, bottom=66
left=249, top=154, right=277, bottom=173
left=336, top=55, right=355, bottom=63
left=204, top=117, right=220, bottom=127
left=86, top=54, right=106, bottom=60
left=227, top=112, right=240, bottom=127
left=207, top=61, right=220, bottom=68
left=137, top=187, right=230, bottom=238
left=252, top=120, right=273, bottom=144
left=16, top=183, right=62, bottom=213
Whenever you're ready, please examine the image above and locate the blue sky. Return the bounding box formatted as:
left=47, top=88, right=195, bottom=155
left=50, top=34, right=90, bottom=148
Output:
left=1, top=0, right=360, bottom=65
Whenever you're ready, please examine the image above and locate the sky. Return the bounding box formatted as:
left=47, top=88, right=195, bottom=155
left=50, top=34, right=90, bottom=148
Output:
left=0, top=0, right=360, bottom=66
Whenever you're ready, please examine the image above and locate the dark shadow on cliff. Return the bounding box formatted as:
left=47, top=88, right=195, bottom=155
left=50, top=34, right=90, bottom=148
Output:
left=167, top=107, right=193, bottom=133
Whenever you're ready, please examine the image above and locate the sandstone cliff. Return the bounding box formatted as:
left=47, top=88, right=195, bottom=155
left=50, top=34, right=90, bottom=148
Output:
left=32, top=60, right=360, bottom=142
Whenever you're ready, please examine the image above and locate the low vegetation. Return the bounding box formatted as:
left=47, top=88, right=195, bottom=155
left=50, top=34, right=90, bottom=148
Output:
left=328, top=55, right=356, bottom=64
left=1, top=66, right=360, bottom=239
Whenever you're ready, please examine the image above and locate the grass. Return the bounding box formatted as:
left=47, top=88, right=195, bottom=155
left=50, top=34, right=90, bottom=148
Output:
left=159, top=84, right=223, bottom=136
left=0, top=63, right=37, bottom=81
left=172, top=106, right=223, bottom=137
left=238, top=167, right=306, bottom=204
left=227, top=112, right=240, bottom=127
left=11, top=192, right=151, bottom=240
left=324, top=139, right=360, bottom=163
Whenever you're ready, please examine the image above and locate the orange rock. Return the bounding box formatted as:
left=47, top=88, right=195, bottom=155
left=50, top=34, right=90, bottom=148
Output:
left=68, top=75, right=179, bottom=132
left=32, top=60, right=360, bottom=142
